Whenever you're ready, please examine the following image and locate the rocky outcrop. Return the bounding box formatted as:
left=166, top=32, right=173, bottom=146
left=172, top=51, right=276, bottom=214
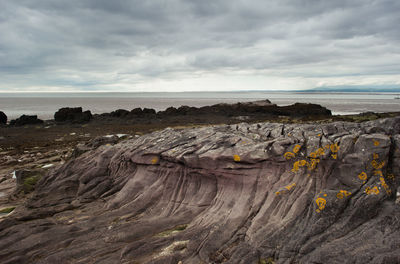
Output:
left=156, top=101, right=331, bottom=118
left=54, top=107, right=92, bottom=123
left=0, top=111, right=7, bottom=125
left=1, top=117, right=400, bottom=263
left=9, top=115, right=44, bottom=126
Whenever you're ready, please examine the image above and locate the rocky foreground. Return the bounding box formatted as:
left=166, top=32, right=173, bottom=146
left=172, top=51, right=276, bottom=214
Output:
left=1, top=117, right=400, bottom=263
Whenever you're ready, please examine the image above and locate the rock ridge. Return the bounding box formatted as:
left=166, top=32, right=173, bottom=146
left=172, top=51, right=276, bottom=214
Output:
left=0, top=117, right=400, bottom=263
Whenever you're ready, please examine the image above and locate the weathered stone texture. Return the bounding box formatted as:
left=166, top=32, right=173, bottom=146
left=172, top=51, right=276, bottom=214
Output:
left=1, top=117, right=400, bottom=263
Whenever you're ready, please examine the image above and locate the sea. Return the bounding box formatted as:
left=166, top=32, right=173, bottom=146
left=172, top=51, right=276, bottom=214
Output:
left=0, top=91, right=399, bottom=120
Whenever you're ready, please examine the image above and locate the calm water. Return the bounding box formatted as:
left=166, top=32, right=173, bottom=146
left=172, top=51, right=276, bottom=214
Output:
left=0, top=91, right=399, bottom=120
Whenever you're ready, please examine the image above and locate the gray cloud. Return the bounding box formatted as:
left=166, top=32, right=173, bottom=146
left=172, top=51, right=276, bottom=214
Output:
left=0, top=0, right=399, bottom=91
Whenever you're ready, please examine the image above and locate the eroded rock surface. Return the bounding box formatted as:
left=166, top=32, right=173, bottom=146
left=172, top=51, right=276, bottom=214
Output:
left=1, top=117, right=400, bottom=264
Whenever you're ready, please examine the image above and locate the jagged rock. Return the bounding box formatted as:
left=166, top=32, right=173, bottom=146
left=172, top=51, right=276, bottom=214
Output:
left=54, top=107, right=92, bottom=123
left=9, top=115, right=44, bottom=126
left=0, top=111, right=7, bottom=125
left=0, top=117, right=400, bottom=263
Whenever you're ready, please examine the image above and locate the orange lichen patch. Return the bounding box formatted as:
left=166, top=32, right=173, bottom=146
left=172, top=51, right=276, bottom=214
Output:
left=287, top=133, right=292, bottom=137
left=358, top=172, right=367, bottom=182
left=151, top=157, right=159, bottom=164
left=233, top=155, right=241, bottom=162
left=365, top=186, right=379, bottom=195
left=318, top=133, right=321, bottom=137
left=293, top=144, right=301, bottom=154
left=323, top=193, right=327, bottom=197
left=331, top=154, right=337, bottom=159
left=324, top=144, right=330, bottom=150
left=285, top=183, right=296, bottom=191
left=309, top=152, right=317, bottom=159
left=379, top=177, right=391, bottom=195
left=373, top=153, right=379, bottom=160
left=315, top=197, right=327, bottom=213
left=373, top=140, right=380, bottom=146
left=330, top=143, right=340, bottom=153
left=371, top=160, right=385, bottom=170
left=284, top=152, right=295, bottom=160
left=373, top=170, right=383, bottom=177
left=336, top=190, right=352, bottom=199
left=275, top=191, right=281, bottom=195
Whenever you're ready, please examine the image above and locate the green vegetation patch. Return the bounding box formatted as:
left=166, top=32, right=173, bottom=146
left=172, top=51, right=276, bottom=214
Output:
left=23, top=174, right=41, bottom=193
left=0, top=206, right=16, bottom=214
left=259, top=257, right=275, bottom=264
left=155, top=224, right=188, bottom=237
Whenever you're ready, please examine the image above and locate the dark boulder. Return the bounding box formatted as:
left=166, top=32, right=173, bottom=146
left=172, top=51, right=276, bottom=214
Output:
left=0, top=111, right=7, bottom=125
left=110, top=109, right=130, bottom=118
left=54, top=107, right=92, bottom=123
left=130, top=107, right=143, bottom=116
left=9, top=115, right=44, bottom=126
left=142, top=108, right=156, bottom=115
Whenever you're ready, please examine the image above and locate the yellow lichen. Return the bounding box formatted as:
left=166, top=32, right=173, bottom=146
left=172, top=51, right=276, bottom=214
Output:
left=331, top=154, right=337, bottom=159
left=315, top=197, right=327, bottom=213
left=358, top=172, right=367, bottom=182
left=292, top=160, right=308, bottom=173
left=307, top=158, right=320, bottom=171
left=151, top=157, right=159, bottom=164
left=284, top=152, right=295, bottom=160
left=293, top=144, right=301, bottom=154
left=233, top=155, right=241, bottom=162
left=379, top=177, right=391, bottom=195
left=371, top=160, right=385, bottom=170
left=330, top=143, right=340, bottom=153
left=373, top=140, right=380, bottom=146
left=292, top=161, right=300, bottom=172
left=316, top=148, right=325, bottom=156
left=285, top=183, right=296, bottom=191
left=365, top=186, right=379, bottom=195
left=373, top=153, right=379, bottom=160
left=336, top=190, right=352, bottom=199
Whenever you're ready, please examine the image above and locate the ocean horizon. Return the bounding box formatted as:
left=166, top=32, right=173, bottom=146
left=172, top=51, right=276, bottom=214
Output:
left=1, top=91, right=399, bottom=120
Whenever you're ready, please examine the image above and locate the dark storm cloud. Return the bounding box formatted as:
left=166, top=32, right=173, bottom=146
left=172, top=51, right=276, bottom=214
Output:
left=0, top=0, right=399, bottom=91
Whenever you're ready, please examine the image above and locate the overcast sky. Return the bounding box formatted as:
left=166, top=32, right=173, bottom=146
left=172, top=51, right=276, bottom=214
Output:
left=1, top=0, right=399, bottom=92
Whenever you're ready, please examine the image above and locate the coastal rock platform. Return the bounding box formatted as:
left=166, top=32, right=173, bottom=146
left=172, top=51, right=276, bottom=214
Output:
left=1, top=117, right=400, bottom=263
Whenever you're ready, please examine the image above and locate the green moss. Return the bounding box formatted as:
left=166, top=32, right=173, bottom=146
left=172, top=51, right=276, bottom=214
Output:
left=258, top=257, right=275, bottom=264
left=155, top=224, right=188, bottom=237
left=23, top=175, right=41, bottom=193
left=0, top=207, right=16, bottom=214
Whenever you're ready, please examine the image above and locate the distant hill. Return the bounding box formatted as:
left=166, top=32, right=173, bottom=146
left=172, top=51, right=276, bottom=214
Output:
left=300, top=85, right=400, bottom=93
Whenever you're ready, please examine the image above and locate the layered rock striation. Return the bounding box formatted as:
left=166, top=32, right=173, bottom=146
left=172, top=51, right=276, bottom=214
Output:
left=1, top=117, right=400, bottom=263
